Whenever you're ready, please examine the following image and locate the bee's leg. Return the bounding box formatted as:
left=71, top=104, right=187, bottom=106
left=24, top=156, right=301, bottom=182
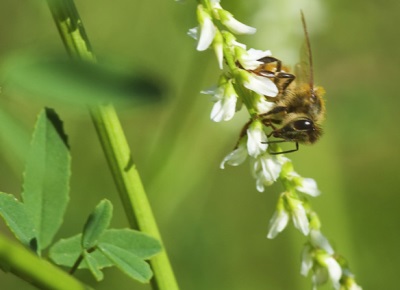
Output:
left=276, top=72, right=295, bottom=92
left=257, top=56, right=282, bottom=71
left=262, top=140, right=299, bottom=154
left=259, top=106, right=287, bottom=118
left=234, top=119, right=253, bottom=148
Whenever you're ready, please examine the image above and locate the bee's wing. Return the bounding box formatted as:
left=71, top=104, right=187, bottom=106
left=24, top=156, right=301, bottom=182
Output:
left=295, top=11, right=314, bottom=88
left=294, top=59, right=310, bottom=86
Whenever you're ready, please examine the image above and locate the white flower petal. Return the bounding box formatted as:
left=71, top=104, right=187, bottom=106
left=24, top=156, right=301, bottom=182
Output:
left=239, top=48, right=272, bottom=70
left=221, top=12, right=256, bottom=35
left=246, top=121, right=268, bottom=157
left=210, top=92, right=237, bottom=122
left=196, top=7, right=216, bottom=51
left=253, top=94, right=275, bottom=114
left=187, top=27, right=198, bottom=40
left=300, top=244, right=313, bottom=276
left=220, top=139, right=247, bottom=169
left=323, top=257, right=342, bottom=290
left=297, top=178, right=321, bottom=197
left=310, top=230, right=334, bottom=255
left=267, top=209, right=289, bottom=239
left=213, top=40, right=224, bottom=69
left=243, top=73, right=278, bottom=97
left=291, top=201, right=310, bottom=236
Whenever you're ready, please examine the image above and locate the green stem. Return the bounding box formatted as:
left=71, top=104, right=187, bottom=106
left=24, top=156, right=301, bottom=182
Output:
left=45, top=1, right=179, bottom=289
left=0, top=233, right=92, bottom=290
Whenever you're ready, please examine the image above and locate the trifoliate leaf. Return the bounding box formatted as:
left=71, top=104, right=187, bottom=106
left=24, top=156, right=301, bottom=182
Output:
left=49, top=234, right=111, bottom=269
left=49, top=229, right=161, bottom=269
left=81, top=199, right=113, bottom=250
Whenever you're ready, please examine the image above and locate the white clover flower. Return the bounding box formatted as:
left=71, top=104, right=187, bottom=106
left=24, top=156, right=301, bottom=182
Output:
left=218, top=10, right=257, bottom=35
left=246, top=120, right=268, bottom=157
left=322, top=256, right=342, bottom=290
left=239, top=70, right=278, bottom=97
left=252, top=153, right=288, bottom=192
left=267, top=195, right=290, bottom=239
left=196, top=4, right=217, bottom=51
left=236, top=47, right=272, bottom=70
left=310, top=229, right=334, bottom=255
left=297, top=177, right=320, bottom=197
left=220, top=137, right=248, bottom=169
left=213, top=30, right=224, bottom=69
left=252, top=92, right=275, bottom=114
left=202, top=79, right=238, bottom=122
left=286, top=171, right=321, bottom=197
left=300, top=244, right=313, bottom=276
left=287, top=196, right=310, bottom=236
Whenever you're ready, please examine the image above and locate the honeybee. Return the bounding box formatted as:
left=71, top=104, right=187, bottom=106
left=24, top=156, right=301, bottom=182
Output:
left=248, top=12, right=326, bottom=154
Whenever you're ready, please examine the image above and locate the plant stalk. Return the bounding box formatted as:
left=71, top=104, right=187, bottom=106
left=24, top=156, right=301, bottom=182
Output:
left=45, top=0, right=179, bottom=289
left=0, top=233, right=92, bottom=290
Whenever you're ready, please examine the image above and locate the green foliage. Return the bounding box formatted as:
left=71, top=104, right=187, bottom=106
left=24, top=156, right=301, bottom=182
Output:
left=82, top=199, right=113, bottom=250
left=0, top=108, right=162, bottom=286
left=0, top=108, right=70, bottom=252
left=49, top=204, right=162, bottom=283
left=1, top=56, right=163, bottom=108
left=0, top=193, right=36, bottom=247
left=21, top=108, right=70, bottom=252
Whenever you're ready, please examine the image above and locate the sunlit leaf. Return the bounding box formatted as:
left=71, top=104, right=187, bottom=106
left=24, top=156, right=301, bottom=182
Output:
left=82, top=199, right=113, bottom=250
left=21, top=108, right=70, bottom=251
left=0, top=193, right=36, bottom=249
left=98, top=243, right=153, bottom=283
left=1, top=55, right=163, bottom=107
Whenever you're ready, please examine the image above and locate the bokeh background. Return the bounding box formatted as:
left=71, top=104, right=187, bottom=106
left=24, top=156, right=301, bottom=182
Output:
left=0, top=0, right=399, bottom=289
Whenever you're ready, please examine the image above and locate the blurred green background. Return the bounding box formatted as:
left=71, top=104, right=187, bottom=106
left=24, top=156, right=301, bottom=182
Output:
left=0, top=0, right=399, bottom=289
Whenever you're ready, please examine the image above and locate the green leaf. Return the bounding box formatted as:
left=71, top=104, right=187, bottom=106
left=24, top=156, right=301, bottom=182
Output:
left=100, top=229, right=162, bottom=259
left=21, top=108, right=70, bottom=251
left=82, top=199, right=113, bottom=249
left=83, top=251, right=104, bottom=281
left=0, top=193, right=36, bottom=249
left=49, top=229, right=161, bottom=269
left=2, top=55, right=163, bottom=107
left=98, top=243, right=153, bottom=283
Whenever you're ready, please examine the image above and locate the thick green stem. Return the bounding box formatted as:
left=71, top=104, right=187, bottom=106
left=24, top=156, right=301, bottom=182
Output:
left=45, top=1, right=179, bottom=289
left=0, top=233, right=92, bottom=290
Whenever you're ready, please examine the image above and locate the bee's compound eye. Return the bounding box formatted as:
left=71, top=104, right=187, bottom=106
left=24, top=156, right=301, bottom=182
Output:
left=293, top=119, right=314, bottom=131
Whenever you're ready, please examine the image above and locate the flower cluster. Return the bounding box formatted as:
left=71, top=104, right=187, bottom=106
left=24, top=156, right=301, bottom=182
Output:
left=188, top=1, right=361, bottom=289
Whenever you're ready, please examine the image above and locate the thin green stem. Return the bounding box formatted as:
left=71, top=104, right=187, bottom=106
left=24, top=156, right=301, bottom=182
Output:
left=0, top=233, right=92, bottom=290
left=45, top=1, right=179, bottom=289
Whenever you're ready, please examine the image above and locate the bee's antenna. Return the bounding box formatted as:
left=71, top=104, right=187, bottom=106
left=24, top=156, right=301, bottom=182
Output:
left=300, top=10, right=314, bottom=88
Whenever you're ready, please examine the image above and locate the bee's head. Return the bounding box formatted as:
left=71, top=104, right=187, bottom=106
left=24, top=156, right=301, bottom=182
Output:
left=271, top=118, right=322, bottom=144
